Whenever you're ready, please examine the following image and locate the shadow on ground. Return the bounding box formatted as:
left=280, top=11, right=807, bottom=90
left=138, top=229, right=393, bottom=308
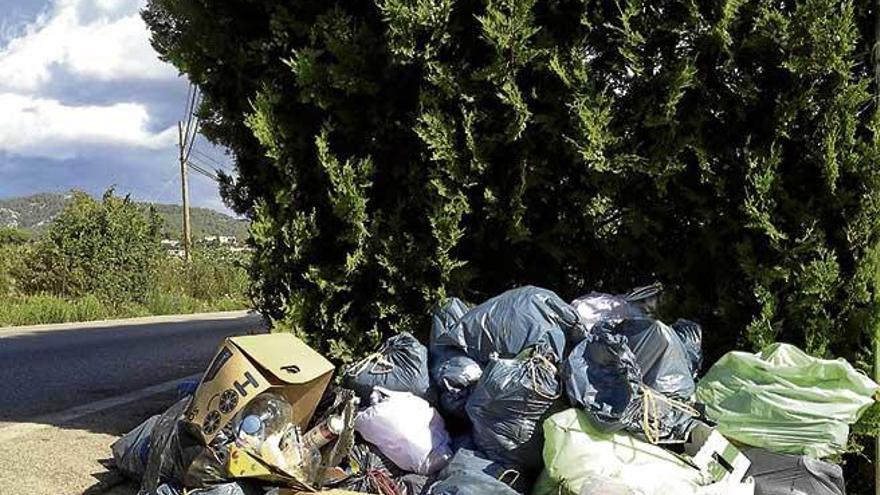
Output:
left=0, top=314, right=265, bottom=436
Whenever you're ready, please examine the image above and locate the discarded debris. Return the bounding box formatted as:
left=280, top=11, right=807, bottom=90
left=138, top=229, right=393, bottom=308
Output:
left=112, top=285, right=871, bottom=495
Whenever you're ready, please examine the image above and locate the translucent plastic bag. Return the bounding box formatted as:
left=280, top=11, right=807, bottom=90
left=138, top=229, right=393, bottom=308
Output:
left=696, top=343, right=879, bottom=457
left=356, top=388, right=453, bottom=474
left=540, top=409, right=710, bottom=495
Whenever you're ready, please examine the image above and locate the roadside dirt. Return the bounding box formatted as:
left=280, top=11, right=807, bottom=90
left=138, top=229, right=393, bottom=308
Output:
left=0, top=391, right=177, bottom=495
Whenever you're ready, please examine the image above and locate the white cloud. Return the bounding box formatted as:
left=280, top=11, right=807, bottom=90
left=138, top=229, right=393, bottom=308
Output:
left=0, top=0, right=176, bottom=92
left=0, top=93, right=176, bottom=158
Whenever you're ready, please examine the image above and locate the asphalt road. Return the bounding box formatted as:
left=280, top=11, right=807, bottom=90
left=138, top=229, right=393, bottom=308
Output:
left=0, top=311, right=265, bottom=424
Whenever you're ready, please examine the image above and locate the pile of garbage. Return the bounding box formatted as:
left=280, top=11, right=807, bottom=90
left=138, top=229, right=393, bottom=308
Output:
left=113, top=285, right=879, bottom=495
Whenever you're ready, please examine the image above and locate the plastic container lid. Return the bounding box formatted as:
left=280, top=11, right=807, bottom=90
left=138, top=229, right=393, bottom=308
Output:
left=240, top=415, right=263, bottom=436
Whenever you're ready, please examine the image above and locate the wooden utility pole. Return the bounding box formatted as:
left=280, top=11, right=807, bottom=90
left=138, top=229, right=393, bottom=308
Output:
left=178, top=121, right=192, bottom=261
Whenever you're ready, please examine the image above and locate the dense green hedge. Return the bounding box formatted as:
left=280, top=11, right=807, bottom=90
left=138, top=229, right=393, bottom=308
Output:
left=145, top=0, right=880, bottom=363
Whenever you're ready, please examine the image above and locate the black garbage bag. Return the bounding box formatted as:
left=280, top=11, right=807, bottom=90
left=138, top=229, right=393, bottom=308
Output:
left=744, top=448, right=845, bottom=495
left=610, top=318, right=695, bottom=399
left=427, top=449, right=521, bottom=495
left=113, top=415, right=159, bottom=479
left=139, top=398, right=229, bottom=493
left=465, top=350, right=564, bottom=470
left=433, top=352, right=483, bottom=419
left=343, top=332, right=434, bottom=403
left=332, top=443, right=403, bottom=494
left=434, top=286, right=583, bottom=365
left=671, top=319, right=703, bottom=378
left=622, top=283, right=663, bottom=314
left=563, top=327, right=697, bottom=443
left=430, top=297, right=471, bottom=349
left=429, top=298, right=482, bottom=419
left=563, top=330, right=641, bottom=425
left=398, top=473, right=432, bottom=495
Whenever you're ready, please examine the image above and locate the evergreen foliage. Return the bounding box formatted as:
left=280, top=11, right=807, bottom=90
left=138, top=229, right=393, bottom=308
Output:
left=143, top=0, right=880, bottom=371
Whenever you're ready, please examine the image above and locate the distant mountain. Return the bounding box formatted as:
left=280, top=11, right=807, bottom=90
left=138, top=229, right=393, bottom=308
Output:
left=0, top=192, right=249, bottom=240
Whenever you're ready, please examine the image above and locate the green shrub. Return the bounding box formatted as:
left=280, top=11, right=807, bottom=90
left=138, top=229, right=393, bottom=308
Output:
left=0, top=227, right=29, bottom=246
left=18, top=190, right=164, bottom=305
left=154, top=247, right=250, bottom=304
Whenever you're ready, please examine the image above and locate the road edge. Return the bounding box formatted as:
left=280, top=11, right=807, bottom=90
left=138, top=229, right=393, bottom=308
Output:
left=0, top=309, right=259, bottom=336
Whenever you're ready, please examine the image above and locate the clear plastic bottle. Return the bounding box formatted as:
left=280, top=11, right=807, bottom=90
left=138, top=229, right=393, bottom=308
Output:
left=233, top=392, right=295, bottom=453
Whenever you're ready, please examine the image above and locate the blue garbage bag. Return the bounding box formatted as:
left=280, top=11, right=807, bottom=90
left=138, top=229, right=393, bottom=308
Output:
left=428, top=449, right=522, bottom=495
left=434, top=286, right=583, bottom=365
left=343, top=332, right=434, bottom=403
left=671, top=319, right=703, bottom=379
left=563, top=324, right=698, bottom=443
left=611, top=318, right=696, bottom=399
left=429, top=298, right=481, bottom=418
left=465, top=350, right=564, bottom=470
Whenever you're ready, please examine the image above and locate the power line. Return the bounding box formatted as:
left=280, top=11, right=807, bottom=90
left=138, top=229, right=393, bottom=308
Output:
left=191, top=147, right=229, bottom=170
left=186, top=161, right=219, bottom=182
left=187, top=155, right=221, bottom=176
left=183, top=90, right=201, bottom=164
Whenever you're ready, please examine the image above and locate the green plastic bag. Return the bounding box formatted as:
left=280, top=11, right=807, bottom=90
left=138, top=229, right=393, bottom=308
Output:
left=696, top=343, right=878, bottom=458
left=538, top=408, right=710, bottom=494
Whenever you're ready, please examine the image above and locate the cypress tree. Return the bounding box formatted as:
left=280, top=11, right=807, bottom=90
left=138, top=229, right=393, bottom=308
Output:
left=144, top=0, right=880, bottom=360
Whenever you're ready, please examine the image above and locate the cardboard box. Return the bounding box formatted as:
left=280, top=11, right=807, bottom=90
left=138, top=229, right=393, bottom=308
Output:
left=184, top=333, right=335, bottom=445
left=683, top=422, right=750, bottom=484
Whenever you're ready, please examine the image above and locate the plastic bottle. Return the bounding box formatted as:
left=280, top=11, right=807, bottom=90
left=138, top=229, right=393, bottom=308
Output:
left=233, top=392, right=294, bottom=453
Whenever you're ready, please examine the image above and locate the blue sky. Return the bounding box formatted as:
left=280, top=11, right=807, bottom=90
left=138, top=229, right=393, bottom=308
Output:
left=0, top=0, right=235, bottom=213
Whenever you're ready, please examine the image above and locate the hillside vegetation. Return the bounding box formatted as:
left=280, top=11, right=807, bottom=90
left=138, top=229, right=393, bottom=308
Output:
left=0, top=192, right=249, bottom=240
left=0, top=191, right=250, bottom=326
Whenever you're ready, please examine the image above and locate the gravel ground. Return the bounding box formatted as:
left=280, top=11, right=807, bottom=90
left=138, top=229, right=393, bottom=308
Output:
left=0, top=391, right=176, bottom=495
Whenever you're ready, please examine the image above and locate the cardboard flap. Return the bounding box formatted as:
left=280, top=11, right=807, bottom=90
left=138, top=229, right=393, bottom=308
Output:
left=230, top=334, right=334, bottom=384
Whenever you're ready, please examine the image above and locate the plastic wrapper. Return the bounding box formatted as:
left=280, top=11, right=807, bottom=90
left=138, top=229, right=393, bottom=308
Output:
left=113, top=414, right=158, bottom=479
left=147, top=482, right=262, bottom=495
left=356, top=388, right=453, bottom=475
left=433, top=286, right=582, bottom=364
left=744, top=448, right=845, bottom=495
left=344, top=332, right=434, bottom=403
left=696, top=343, right=879, bottom=457
left=427, top=448, right=521, bottom=495
left=465, top=351, right=563, bottom=470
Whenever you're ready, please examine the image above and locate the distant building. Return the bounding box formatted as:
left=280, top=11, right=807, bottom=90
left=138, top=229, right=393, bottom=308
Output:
left=202, top=235, right=236, bottom=245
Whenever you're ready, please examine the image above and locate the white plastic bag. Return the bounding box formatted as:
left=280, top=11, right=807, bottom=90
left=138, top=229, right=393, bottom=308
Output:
left=355, top=387, right=452, bottom=474
left=571, top=292, right=645, bottom=330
